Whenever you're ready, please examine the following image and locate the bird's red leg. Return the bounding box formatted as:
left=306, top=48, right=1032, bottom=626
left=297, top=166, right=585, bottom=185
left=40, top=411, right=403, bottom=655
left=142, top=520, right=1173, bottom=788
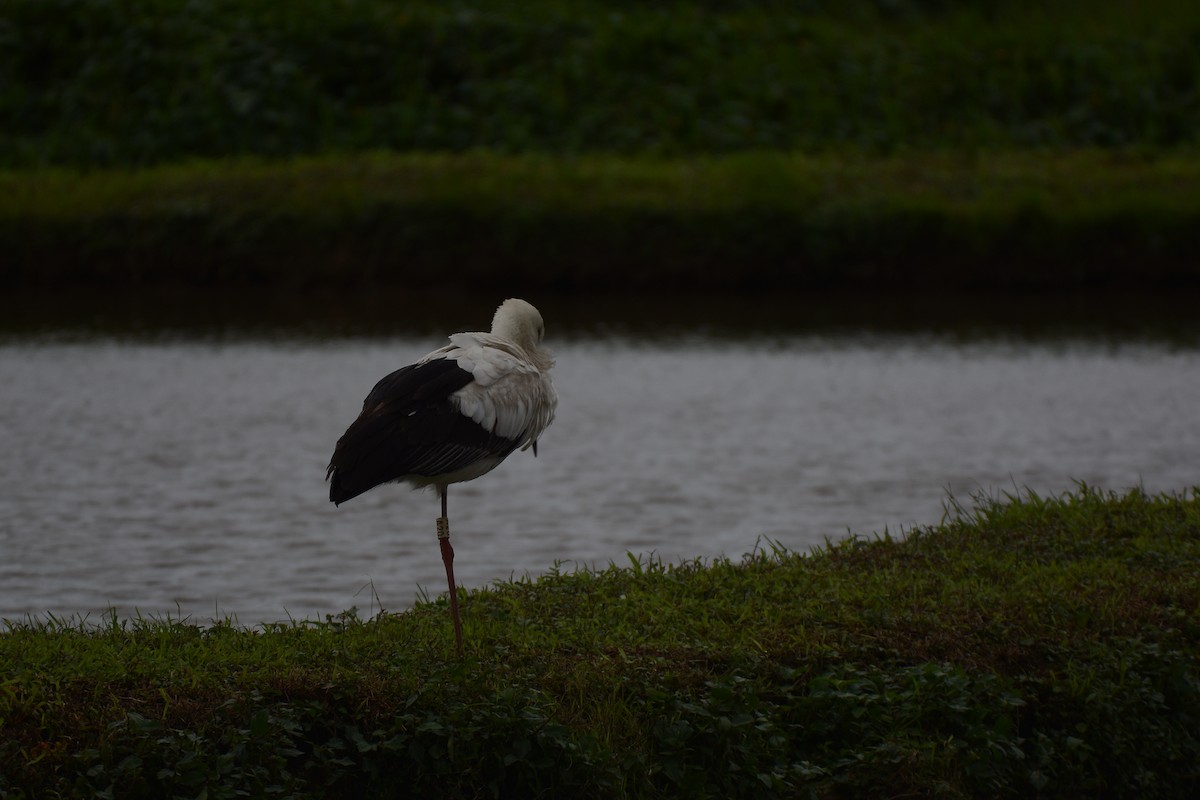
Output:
left=437, top=486, right=464, bottom=657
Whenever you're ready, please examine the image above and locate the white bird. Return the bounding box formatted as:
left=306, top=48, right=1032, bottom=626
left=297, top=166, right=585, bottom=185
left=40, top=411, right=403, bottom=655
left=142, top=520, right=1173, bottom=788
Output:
left=327, top=298, right=557, bottom=655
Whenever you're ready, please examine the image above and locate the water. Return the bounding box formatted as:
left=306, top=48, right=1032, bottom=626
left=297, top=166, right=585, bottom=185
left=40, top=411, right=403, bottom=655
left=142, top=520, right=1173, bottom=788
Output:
left=2, top=292, right=1199, bottom=624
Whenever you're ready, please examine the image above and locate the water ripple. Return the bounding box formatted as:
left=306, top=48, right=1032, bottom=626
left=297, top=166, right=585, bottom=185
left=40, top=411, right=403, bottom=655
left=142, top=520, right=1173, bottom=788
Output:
left=2, top=335, right=1198, bottom=624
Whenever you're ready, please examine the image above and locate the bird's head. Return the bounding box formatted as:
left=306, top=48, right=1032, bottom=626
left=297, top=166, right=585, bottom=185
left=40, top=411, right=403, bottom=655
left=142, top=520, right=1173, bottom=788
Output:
left=492, top=298, right=546, bottom=347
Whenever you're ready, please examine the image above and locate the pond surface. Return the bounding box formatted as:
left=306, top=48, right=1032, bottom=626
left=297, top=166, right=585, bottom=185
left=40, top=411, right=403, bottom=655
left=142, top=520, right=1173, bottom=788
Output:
left=2, top=290, right=1198, bottom=624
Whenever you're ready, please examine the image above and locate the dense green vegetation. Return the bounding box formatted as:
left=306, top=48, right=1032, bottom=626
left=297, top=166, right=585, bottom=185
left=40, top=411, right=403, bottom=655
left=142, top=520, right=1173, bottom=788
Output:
left=4, top=150, right=1199, bottom=290
left=2, top=0, right=1198, bottom=167
left=3, top=487, right=1199, bottom=798
left=2, top=0, right=1198, bottom=288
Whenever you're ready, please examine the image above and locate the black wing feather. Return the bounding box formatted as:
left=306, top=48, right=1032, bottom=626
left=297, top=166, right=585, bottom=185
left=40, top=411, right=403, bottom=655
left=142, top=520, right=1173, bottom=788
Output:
left=327, top=357, right=519, bottom=505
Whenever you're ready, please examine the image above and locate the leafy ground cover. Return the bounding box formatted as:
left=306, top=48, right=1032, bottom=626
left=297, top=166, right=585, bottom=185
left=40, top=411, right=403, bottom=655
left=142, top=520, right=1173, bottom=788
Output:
left=2, top=486, right=1198, bottom=798
left=2, top=0, right=1198, bottom=166
left=3, top=150, right=1199, bottom=291
left=3, top=1, right=1198, bottom=291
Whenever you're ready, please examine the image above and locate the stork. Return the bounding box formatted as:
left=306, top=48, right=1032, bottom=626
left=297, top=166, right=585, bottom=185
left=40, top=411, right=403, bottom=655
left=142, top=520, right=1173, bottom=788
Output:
left=327, top=298, right=557, bottom=656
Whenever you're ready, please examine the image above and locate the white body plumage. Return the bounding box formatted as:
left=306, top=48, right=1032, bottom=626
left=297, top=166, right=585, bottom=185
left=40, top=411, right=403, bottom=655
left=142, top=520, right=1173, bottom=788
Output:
left=327, top=298, right=557, bottom=504
left=429, top=330, right=556, bottom=454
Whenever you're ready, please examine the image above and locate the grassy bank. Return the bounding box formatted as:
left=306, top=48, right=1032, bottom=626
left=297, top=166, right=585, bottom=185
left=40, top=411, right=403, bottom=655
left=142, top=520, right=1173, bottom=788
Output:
left=3, top=150, right=1200, bottom=291
left=3, top=486, right=1199, bottom=798
left=2, top=0, right=1198, bottom=166
left=4, top=0, right=1199, bottom=292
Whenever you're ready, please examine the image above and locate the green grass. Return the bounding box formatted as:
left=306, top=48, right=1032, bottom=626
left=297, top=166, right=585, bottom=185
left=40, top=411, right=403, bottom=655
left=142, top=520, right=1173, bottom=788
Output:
left=3, top=149, right=1200, bottom=291
left=3, top=485, right=1199, bottom=798
left=2, top=0, right=1198, bottom=167
left=4, top=0, right=1199, bottom=291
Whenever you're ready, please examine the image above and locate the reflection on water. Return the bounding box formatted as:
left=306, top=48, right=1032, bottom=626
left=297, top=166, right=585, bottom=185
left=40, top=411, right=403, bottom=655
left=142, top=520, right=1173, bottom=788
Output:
left=4, top=286, right=1200, bottom=345
left=1, top=290, right=1199, bottom=624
